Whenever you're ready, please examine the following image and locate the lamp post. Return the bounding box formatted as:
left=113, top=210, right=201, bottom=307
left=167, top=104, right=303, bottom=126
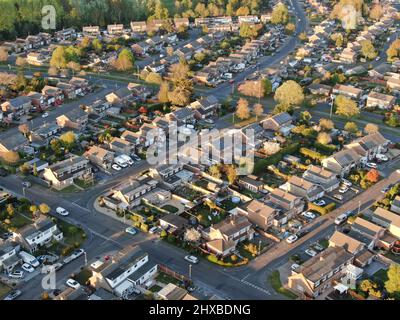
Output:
left=189, top=264, right=192, bottom=279
left=357, top=200, right=361, bottom=215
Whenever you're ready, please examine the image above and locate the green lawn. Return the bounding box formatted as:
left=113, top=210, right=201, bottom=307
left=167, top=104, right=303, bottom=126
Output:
left=155, top=272, right=183, bottom=287
left=149, top=285, right=163, bottom=293
left=384, top=252, right=400, bottom=264
left=56, top=219, right=86, bottom=247
left=9, top=213, right=32, bottom=229
left=193, top=204, right=226, bottom=227
left=372, top=268, right=388, bottom=285
left=53, top=184, right=81, bottom=193
left=161, top=205, right=179, bottom=214
left=0, top=282, right=11, bottom=299
left=74, top=268, right=92, bottom=285
left=268, top=271, right=298, bottom=300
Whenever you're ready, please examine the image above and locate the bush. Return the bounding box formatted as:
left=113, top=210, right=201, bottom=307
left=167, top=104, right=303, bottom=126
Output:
left=314, top=142, right=337, bottom=154
left=300, top=148, right=325, bottom=161
left=308, top=202, right=336, bottom=215
left=141, top=223, right=149, bottom=232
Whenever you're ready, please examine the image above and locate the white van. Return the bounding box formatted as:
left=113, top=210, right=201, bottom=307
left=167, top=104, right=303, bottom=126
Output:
left=19, top=251, right=40, bottom=267
left=114, top=157, right=128, bottom=168
left=120, top=154, right=134, bottom=165
left=334, top=214, right=348, bottom=225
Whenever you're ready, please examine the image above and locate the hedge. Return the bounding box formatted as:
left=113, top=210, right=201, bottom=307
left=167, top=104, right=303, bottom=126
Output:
left=314, top=142, right=337, bottom=154
left=254, top=143, right=300, bottom=175
left=308, top=202, right=336, bottom=215
left=300, top=147, right=326, bottom=161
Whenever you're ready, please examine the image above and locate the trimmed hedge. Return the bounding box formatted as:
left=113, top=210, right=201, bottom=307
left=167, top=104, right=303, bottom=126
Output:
left=314, top=142, right=337, bottom=154
left=300, top=147, right=326, bottom=161
left=308, top=202, right=336, bottom=215
left=254, top=143, right=300, bottom=175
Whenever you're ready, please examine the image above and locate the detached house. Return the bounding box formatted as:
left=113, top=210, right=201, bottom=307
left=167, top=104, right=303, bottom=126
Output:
left=235, top=200, right=278, bottom=231
left=261, top=112, right=293, bottom=136
left=43, top=155, right=92, bottom=190
left=332, top=84, right=362, bottom=100
left=105, top=88, right=132, bottom=105
left=205, top=215, right=254, bottom=257
left=302, top=165, right=340, bottom=192
left=1, top=96, right=32, bottom=117
left=0, top=242, right=21, bottom=273
left=387, top=76, right=400, bottom=91
left=56, top=108, right=88, bottom=131
left=390, top=196, right=400, bottom=214
left=174, top=17, right=189, bottom=28
left=286, top=176, right=325, bottom=201
left=84, top=145, right=114, bottom=170
left=371, top=207, right=400, bottom=239
left=344, top=132, right=389, bottom=161
left=167, top=107, right=195, bottom=124
left=321, top=148, right=361, bottom=177
left=366, top=92, right=396, bottom=109
left=82, top=26, right=100, bottom=36
left=190, top=95, right=221, bottom=119
left=269, top=188, right=305, bottom=217
left=329, top=230, right=365, bottom=255
left=12, top=216, right=63, bottom=253
left=42, top=85, right=64, bottom=105
left=107, top=24, right=124, bottom=35
left=130, top=21, right=147, bottom=33
left=109, top=137, right=135, bottom=155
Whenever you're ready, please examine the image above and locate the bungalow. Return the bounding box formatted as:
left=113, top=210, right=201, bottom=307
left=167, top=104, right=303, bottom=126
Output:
left=321, top=148, right=361, bottom=177
left=308, top=83, right=332, bottom=96
left=130, top=21, right=147, bottom=33
left=42, top=85, right=64, bottom=106
left=82, top=26, right=100, bottom=36
left=159, top=214, right=188, bottom=233
left=174, top=17, right=190, bottom=29
left=391, top=196, right=400, bottom=215
left=332, top=84, right=362, bottom=100
left=235, top=199, right=278, bottom=231
left=149, top=163, right=183, bottom=181
left=107, top=24, right=124, bottom=35
left=344, top=132, right=389, bottom=161
left=56, top=108, right=88, bottom=131
left=205, top=215, right=254, bottom=257
left=12, top=216, right=63, bottom=253
left=261, top=112, right=293, bottom=136
left=109, top=137, right=135, bottom=155
left=190, top=95, right=221, bottom=119
left=366, top=92, right=396, bottom=109
left=288, top=246, right=353, bottom=298
left=302, top=165, right=340, bottom=192
left=89, top=249, right=157, bottom=298
left=0, top=242, right=21, bottom=273
left=167, top=107, right=195, bottom=124
left=268, top=188, right=305, bottom=217
left=84, top=145, right=114, bottom=170
left=371, top=207, right=400, bottom=239
left=1, top=96, right=32, bottom=116
left=237, top=175, right=263, bottom=193
left=43, top=155, right=93, bottom=190
left=286, top=176, right=325, bottom=201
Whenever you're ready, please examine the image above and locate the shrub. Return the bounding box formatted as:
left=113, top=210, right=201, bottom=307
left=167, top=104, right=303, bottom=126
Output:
left=300, top=148, right=325, bottom=161
left=308, top=202, right=336, bottom=215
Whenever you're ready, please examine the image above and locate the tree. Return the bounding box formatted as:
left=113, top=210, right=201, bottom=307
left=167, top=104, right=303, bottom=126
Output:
left=385, top=264, right=400, bottom=297
left=160, top=229, right=167, bottom=238
left=1, top=151, right=20, bottom=164
left=166, top=46, right=174, bottom=57
left=184, top=228, right=201, bottom=243
left=236, top=6, right=250, bottom=16
left=48, top=66, right=59, bottom=76
left=0, top=47, right=8, bottom=62
left=319, top=118, right=334, bottom=131
left=369, top=4, right=384, bottom=21
left=145, top=72, right=163, bottom=84
left=67, top=61, right=80, bottom=72
left=298, top=32, right=307, bottom=42
left=29, top=205, right=38, bottom=215
left=344, top=121, right=358, bottom=134
left=271, top=3, right=289, bottom=25
left=239, top=23, right=260, bottom=39
left=335, top=95, right=360, bottom=117
left=364, top=123, right=379, bottom=135
left=168, top=86, right=191, bottom=106
left=60, top=131, right=76, bottom=148
left=300, top=111, right=312, bottom=124
left=387, top=39, right=400, bottom=62
left=263, top=78, right=272, bottom=96
left=18, top=123, right=30, bottom=136
left=209, top=165, right=221, bottom=179
left=274, top=80, right=304, bottom=108
left=113, top=48, right=134, bottom=71
left=317, top=132, right=332, bottom=144
left=15, top=57, right=27, bottom=68
left=285, top=23, right=296, bottom=34
left=331, top=33, right=344, bottom=47
left=50, top=46, right=67, bottom=69
left=6, top=204, right=14, bottom=217
left=158, top=81, right=170, bottom=103
left=253, top=103, right=264, bottom=121
left=92, top=38, right=103, bottom=53
left=236, top=98, right=250, bottom=120
left=360, top=40, right=377, bottom=60
left=366, top=169, right=379, bottom=183
left=39, top=203, right=50, bottom=215
left=225, top=165, right=237, bottom=185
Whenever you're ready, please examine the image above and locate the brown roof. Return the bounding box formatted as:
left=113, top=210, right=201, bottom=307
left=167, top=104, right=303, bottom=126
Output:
left=211, top=215, right=251, bottom=237
left=352, top=217, right=384, bottom=237
left=329, top=230, right=364, bottom=254
left=243, top=200, right=276, bottom=219
left=206, top=238, right=236, bottom=253
left=305, top=165, right=335, bottom=179
left=373, top=207, right=400, bottom=228
left=84, top=145, right=112, bottom=159
left=288, top=175, right=315, bottom=190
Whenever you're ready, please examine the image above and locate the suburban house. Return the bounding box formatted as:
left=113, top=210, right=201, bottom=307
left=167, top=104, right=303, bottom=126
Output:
left=268, top=188, right=305, bottom=217
left=261, top=112, right=293, bottom=136
left=105, top=88, right=132, bottom=105
left=27, top=91, right=46, bottom=109
left=43, top=155, right=93, bottom=190
left=366, top=92, right=396, bottom=109
left=69, top=77, right=90, bottom=94
left=89, top=249, right=157, bottom=298
left=190, top=95, right=221, bottom=119
left=205, top=215, right=254, bottom=257
left=308, top=83, right=332, bottom=96
left=84, top=145, right=115, bottom=170
left=302, top=165, right=340, bottom=192
left=167, top=107, right=195, bottom=124
left=56, top=108, right=88, bottom=131
left=159, top=214, right=189, bottom=233
left=157, top=283, right=189, bottom=300
left=237, top=175, right=264, bottom=193
left=130, top=21, right=147, bottom=33
left=82, top=26, right=100, bottom=36
left=329, top=230, right=365, bottom=255
left=109, top=137, right=135, bottom=155
left=26, top=52, right=47, bottom=66
left=390, top=196, right=400, bottom=214
left=339, top=48, right=357, bottom=64
left=57, top=82, right=77, bottom=99
left=174, top=17, right=189, bottom=28
left=149, top=163, right=184, bottom=181
left=332, top=84, right=362, bottom=100
left=1, top=96, right=32, bottom=116
left=371, top=207, right=400, bottom=238
left=127, top=83, right=152, bottom=100
left=344, top=132, right=389, bottom=161
left=42, top=85, right=64, bottom=105
left=350, top=217, right=385, bottom=249
left=12, top=216, right=63, bottom=253
left=286, top=176, right=325, bottom=201
left=387, top=76, right=400, bottom=91
left=288, top=246, right=353, bottom=298
left=235, top=199, right=278, bottom=231
left=321, top=148, right=361, bottom=177
left=0, top=242, right=21, bottom=273
left=107, top=24, right=124, bottom=35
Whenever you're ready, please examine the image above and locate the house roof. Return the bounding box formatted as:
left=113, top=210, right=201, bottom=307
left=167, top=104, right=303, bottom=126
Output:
left=330, top=148, right=361, bottom=166
left=18, top=216, right=55, bottom=240
left=372, top=207, right=400, bottom=228
left=84, top=145, right=112, bottom=160
left=296, top=246, right=353, bottom=283
left=333, top=84, right=362, bottom=96
left=287, top=175, right=316, bottom=191
left=242, top=199, right=276, bottom=220
left=304, top=165, right=336, bottom=179
left=159, top=214, right=188, bottom=229
left=170, top=107, right=194, bottom=120
left=267, top=112, right=292, bottom=126
left=347, top=132, right=389, bottom=154
left=211, top=215, right=251, bottom=237
left=206, top=238, right=236, bottom=253
left=4, top=96, right=31, bottom=108
left=61, top=107, right=87, bottom=121
left=329, top=230, right=364, bottom=254
left=269, top=188, right=299, bottom=204
left=352, top=217, right=384, bottom=238
left=158, top=283, right=188, bottom=300
left=49, top=155, right=88, bottom=174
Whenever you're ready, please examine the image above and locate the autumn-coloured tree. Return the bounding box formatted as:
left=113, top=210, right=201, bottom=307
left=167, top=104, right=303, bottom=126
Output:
left=317, top=132, right=332, bottom=144
left=319, top=118, right=335, bottom=131
left=184, top=228, right=201, bottom=243
left=208, top=165, right=221, bottom=179
left=2, top=151, right=20, bottom=164
left=366, top=169, right=379, bottom=183
left=335, top=95, right=360, bottom=117
left=39, top=203, right=51, bottom=215
left=157, top=81, right=170, bottom=103
left=344, top=121, right=359, bottom=134
left=274, top=80, right=304, bottom=108
left=253, top=103, right=264, bottom=121
left=364, top=123, right=379, bottom=135
left=18, top=123, right=30, bottom=136
left=0, top=46, right=8, bottom=62
left=369, top=4, right=384, bottom=21
left=225, top=165, right=237, bottom=185
left=236, top=98, right=250, bottom=120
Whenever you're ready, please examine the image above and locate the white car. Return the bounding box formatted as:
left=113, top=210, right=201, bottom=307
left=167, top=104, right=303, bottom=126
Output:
left=184, top=255, right=199, bottom=264
left=339, top=186, right=349, bottom=193
left=301, top=211, right=316, bottom=219
left=286, top=234, right=298, bottom=244
left=305, top=249, right=317, bottom=257
left=149, top=226, right=158, bottom=234
left=341, top=179, right=352, bottom=187
left=366, top=162, right=377, bottom=169
left=313, top=200, right=326, bottom=206
left=21, top=263, right=35, bottom=273
left=56, top=207, right=69, bottom=216
left=112, top=164, right=121, bottom=171
left=42, top=112, right=49, bottom=118
left=335, top=213, right=348, bottom=225
left=66, top=278, right=81, bottom=290
left=291, top=263, right=300, bottom=271
left=71, top=249, right=85, bottom=259
left=376, top=154, right=388, bottom=161
left=8, top=271, right=24, bottom=279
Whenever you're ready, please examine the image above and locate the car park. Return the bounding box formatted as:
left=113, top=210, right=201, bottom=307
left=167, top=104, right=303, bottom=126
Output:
left=8, top=271, right=24, bottom=279
left=286, top=234, right=298, bottom=244
left=3, top=290, right=22, bottom=300
left=56, top=207, right=69, bottom=216
left=22, top=263, right=35, bottom=273
left=184, top=255, right=199, bottom=264
left=313, top=200, right=326, bottom=206
left=125, top=227, right=137, bottom=235
left=66, top=278, right=81, bottom=289
left=305, top=249, right=317, bottom=257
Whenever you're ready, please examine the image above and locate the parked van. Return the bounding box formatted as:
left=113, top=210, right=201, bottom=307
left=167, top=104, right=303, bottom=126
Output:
left=19, top=251, right=40, bottom=267
left=114, top=157, right=128, bottom=168
left=334, top=214, right=348, bottom=225
left=120, top=154, right=134, bottom=165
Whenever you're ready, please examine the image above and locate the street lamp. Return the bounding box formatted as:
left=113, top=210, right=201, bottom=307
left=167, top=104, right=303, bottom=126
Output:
left=22, top=187, right=26, bottom=197
left=189, top=264, right=192, bottom=279
left=357, top=200, right=361, bottom=215
left=83, top=251, right=87, bottom=266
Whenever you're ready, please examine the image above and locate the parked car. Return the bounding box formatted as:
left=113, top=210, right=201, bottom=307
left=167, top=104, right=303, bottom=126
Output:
left=149, top=226, right=159, bottom=234
left=286, top=234, right=298, bottom=244
left=8, top=271, right=24, bottom=279
left=366, top=162, right=377, bottom=169
left=125, top=227, right=137, bottom=235
left=112, top=164, right=121, bottom=171
left=376, top=154, right=388, bottom=162
left=71, top=249, right=85, bottom=260
left=313, top=243, right=324, bottom=252
left=301, top=211, right=316, bottom=220
left=56, top=207, right=69, bottom=216
left=341, top=179, right=352, bottom=187
left=66, top=278, right=81, bottom=289
left=305, top=248, right=317, bottom=257
left=22, top=181, right=31, bottom=188
left=313, top=200, right=326, bottom=206
left=42, top=112, right=49, bottom=118
left=132, top=155, right=141, bottom=162
left=291, top=263, right=300, bottom=271
left=339, top=186, right=349, bottom=193
left=3, top=290, right=22, bottom=300
left=22, top=263, right=35, bottom=273
left=335, top=213, right=348, bottom=225
left=184, top=255, right=199, bottom=264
